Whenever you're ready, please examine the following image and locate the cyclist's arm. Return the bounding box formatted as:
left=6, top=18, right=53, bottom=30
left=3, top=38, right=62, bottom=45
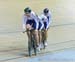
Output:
left=47, top=12, right=52, bottom=29
left=22, top=15, right=27, bottom=33
left=40, top=20, right=44, bottom=30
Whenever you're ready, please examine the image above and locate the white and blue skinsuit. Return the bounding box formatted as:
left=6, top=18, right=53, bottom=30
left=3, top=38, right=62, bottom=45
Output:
left=37, top=16, right=44, bottom=31
left=22, top=11, right=39, bottom=31
left=42, top=11, right=51, bottom=30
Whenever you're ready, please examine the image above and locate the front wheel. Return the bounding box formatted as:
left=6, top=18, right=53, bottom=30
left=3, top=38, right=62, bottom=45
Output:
left=32, top=36, right=37, bottom=56
left=28, top=40, right=32, bottom=57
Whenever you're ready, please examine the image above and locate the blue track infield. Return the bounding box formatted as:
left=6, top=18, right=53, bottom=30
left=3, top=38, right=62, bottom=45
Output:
left=25, top=48, right=75, bottom=62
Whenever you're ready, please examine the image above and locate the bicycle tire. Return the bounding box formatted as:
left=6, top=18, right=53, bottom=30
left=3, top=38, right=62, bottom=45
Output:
left=33, top=38, right=37, bottom=56
left=42, top=31, right=46, bottom=49
left=28, top=32, right=33, bottom=57
left=28, top=40, right=32, bottom=57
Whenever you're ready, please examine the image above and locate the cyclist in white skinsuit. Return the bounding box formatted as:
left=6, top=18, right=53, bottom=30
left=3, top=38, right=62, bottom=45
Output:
left=41, top=8, right=52, bottom=47
left=37, top=15, right=44, bottom=50
left=22, top=7, right=39, bottom=50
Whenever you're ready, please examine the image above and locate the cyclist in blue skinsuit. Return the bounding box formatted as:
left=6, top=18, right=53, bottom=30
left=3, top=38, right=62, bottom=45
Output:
left=41, top=8, right=52, bottom=47
left=22, top=7, right=39, bottom=50
left=37, top=15, right=44, bottom=50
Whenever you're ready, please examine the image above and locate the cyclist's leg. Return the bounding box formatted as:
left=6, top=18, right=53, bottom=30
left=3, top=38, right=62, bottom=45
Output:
left=26, top=20, right=32, bottom=43
left=26, top=24, right=31, bottom=43
left=33, top=30, right=39, bottom=46
left=38, top=30, right=42, bottom=44
left=38, top=22, right=42, bottom=45
left=38, top=30, right=43, bottom=49
left=26, top=24, right=33, bottom=56
left=44, top=29, right=48, bottom=42
left=38, top=22, right=44, bottom=49
left=43, top=22, right=48, bottom=46
left=32, top=21, right=40, bottom=51
left=38, top=20, right=47, bottom=49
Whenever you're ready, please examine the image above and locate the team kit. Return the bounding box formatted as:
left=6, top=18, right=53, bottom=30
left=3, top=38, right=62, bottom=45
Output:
left=22, top=7, right=51, bottom=56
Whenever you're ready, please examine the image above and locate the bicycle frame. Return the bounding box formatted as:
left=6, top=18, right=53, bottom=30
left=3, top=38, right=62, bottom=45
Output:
left=27, top=29, right=37, bottom=56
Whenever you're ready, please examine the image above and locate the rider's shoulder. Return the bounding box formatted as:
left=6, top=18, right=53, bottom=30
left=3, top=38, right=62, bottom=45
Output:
left=41, top=14, right=47, bottom=19
left=31, top=11, right=37, bottom=17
